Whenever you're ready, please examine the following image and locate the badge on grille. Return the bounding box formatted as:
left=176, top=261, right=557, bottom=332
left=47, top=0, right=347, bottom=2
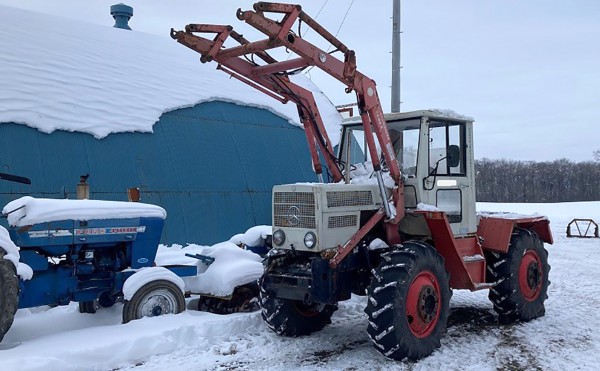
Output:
left=287, top=206, right=300, bottom=226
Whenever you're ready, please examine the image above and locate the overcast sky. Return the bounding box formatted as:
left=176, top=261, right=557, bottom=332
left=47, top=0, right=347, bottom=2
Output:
left=1, top=0, right=598, bottom=162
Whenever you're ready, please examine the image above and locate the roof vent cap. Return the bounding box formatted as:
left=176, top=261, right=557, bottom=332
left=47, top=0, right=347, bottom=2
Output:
left=110, top=3, right=133, bottom=30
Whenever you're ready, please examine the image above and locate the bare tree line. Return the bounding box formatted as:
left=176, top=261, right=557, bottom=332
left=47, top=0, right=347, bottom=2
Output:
left=475, top=158, right=600, bottom=202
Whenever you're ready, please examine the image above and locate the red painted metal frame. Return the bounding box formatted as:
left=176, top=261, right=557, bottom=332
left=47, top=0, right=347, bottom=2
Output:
left=477, top=216, right=553, bottom=253
left=171, top=2, right=405, bottom=268
left=415, top=211, right=485, bottom=290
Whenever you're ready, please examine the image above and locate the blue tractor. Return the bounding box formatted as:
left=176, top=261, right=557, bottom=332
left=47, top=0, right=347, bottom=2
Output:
left=0, top=174, right=197, bottom=343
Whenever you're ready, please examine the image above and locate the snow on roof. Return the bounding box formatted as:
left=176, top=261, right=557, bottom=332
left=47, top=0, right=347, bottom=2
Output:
left=0, top=6, right=342, bottom=143
left=343, top=109, right=474, bottom=126
left=477, top=211, right=547, bottom=221
left=3, top=196, right=167, bottom=226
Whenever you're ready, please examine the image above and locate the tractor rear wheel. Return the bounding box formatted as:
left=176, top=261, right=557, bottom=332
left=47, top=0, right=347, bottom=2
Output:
left=259, top=277, right=337, bottom=336
left=122, top=280, right=185, bottom=323
left=487, top=228, right=550, bottom=324
left=0, top=248, right=19, bottom=343
left=365, top=241, right=451, bottom=361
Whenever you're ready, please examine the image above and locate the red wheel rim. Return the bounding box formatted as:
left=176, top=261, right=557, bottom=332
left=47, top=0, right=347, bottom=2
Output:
left=519, top=250, right=543, bottom=301
left=405, top=271, right=441, bottom=338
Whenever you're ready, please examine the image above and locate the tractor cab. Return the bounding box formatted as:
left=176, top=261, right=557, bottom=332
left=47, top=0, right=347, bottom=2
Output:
left=338, top=110, right=477, bottom=237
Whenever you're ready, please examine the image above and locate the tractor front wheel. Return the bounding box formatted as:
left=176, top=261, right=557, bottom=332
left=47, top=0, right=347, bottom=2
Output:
left=365, top=241, right=451, bottom=361
left=122, top=280, right=185, bottom=323
left=259, top=278, right=337, bottom=336
left=487, top=228, right=550, bottom=324
left=0, top=248, right=19, bottom=343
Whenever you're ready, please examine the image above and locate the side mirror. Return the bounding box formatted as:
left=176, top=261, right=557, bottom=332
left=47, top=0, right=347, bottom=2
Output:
left=447, top=145, right=460, bottom=168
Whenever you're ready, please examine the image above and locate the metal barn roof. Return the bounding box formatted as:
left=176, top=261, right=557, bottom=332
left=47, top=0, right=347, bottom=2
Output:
left=0, top=5, right=340, bottom=244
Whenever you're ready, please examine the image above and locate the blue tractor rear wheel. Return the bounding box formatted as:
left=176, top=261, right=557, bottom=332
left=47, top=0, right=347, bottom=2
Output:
left=0, top=248, right=19, bottom=343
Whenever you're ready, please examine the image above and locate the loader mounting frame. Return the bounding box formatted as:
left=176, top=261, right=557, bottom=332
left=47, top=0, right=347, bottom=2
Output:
left=171, top=2, right=405, bottom=267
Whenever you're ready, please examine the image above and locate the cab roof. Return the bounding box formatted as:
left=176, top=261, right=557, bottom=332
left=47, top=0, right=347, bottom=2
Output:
left=342, top=109, right=474, bottom=126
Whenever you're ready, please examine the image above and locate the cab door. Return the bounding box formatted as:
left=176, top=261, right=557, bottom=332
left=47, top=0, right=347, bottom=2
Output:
left=421, top=119, right=476, bottom=236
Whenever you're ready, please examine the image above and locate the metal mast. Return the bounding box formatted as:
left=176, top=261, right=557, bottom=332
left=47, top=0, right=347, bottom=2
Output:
left=391, top=0, right=401, bottom=112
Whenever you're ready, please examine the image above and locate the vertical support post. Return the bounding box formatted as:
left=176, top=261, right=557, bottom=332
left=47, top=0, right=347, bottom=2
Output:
left=391, top=0, right=401, bottom=113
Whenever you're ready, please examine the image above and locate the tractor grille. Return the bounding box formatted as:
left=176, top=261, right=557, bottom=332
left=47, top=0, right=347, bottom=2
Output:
left=326, top=191, right=373, bottom=208
left=273, top=191, right=316, bottom=229
left=327, top=215, right=357, bottom=229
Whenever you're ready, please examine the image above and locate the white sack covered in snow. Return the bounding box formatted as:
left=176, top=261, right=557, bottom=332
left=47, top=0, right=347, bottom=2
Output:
left=156, top=243, right=263, bottom=297
left=0, top=5, right=342, bottom=144
left=3, top=196, right=166, bottom=227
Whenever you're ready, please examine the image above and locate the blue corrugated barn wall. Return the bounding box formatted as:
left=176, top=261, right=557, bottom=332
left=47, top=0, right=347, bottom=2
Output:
left=0, top=101, right=319, bottom=245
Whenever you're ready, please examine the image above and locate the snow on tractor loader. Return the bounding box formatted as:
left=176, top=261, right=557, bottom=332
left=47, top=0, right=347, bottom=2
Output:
left=171, top=2, right=553, bottom=361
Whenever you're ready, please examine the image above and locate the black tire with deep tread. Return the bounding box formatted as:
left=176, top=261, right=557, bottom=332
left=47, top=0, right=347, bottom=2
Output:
left=122, top=280, right=185, bottom=324
left=259, top=276, right=337, bottom=336
left=0, top=248, right=19, bottom=343
left=486, top=228, right=550, bottom=324
left=365, top=241, right=451, bottom=361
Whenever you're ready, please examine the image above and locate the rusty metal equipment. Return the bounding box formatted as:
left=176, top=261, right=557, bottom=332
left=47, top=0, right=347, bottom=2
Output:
left=566, top=218, right=599, bottom=238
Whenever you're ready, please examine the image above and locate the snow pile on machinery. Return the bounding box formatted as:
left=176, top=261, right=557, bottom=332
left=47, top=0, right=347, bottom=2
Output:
left=0, top=193, right=268, bottom=344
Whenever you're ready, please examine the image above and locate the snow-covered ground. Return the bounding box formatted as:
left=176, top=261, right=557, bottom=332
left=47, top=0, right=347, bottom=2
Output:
left=1, top=202, right=599, bottom=370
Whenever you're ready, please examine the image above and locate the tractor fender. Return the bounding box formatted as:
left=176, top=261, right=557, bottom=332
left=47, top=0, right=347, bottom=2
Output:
left=477, top=215, right=553, bottom=254
left=122, top=266, right=185, bottom=301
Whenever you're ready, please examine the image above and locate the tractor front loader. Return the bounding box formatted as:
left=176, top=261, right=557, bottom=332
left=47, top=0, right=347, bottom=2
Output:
left=171, top=2, right=553, bottom=361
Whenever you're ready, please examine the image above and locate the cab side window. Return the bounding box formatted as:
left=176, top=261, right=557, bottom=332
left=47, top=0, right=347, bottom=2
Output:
left=428, top=122, right=466, bottom=176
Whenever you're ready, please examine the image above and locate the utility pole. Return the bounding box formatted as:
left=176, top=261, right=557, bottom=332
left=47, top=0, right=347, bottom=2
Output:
left=391, top=0, right=402, bottom=113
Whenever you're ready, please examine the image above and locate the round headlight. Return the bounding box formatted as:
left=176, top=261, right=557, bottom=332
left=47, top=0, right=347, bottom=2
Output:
left=304, top=232, right=316, bottom=249
left=273, top=229, right=286, bottom=246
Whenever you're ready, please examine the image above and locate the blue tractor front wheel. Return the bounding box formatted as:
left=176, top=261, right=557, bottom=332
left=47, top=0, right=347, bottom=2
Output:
left=122, top=280, right=185, bottom=323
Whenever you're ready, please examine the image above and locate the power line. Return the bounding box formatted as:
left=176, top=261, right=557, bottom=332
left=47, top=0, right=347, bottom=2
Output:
left=285, top=0, right=329, bottom=61
left=332, top=0, right=355, bottom=41
left=303, top=0, right=329, bottom=37
left=304, top=0, right=356, bottom=75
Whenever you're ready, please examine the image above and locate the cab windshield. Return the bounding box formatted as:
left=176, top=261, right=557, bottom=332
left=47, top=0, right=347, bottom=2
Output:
left=338, top=119, right=420, bottom=178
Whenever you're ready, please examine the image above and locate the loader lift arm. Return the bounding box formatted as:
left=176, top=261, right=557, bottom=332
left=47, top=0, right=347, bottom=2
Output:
left=171, top=2, right=405, bottom=265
